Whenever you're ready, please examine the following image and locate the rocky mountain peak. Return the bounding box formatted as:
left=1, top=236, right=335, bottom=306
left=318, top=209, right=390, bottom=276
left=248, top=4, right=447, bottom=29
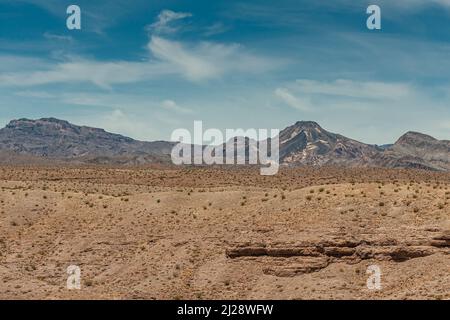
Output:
left=293, top=120, right=322, bottom=128
left=279, top=120, right=335, bottom=147
left=395, top=131, right=438, bottom=146
left=7, top=117, right=70, bottom=127
left=5, top=118, right=81, bottom=137
left=384, top=130, right=450, bottom=170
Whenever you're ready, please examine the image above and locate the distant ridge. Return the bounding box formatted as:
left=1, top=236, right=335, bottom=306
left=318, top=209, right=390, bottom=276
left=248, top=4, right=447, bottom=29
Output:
left=0, top=118, right=448, bottom=170
left=0, top=118, right=175, bottom=165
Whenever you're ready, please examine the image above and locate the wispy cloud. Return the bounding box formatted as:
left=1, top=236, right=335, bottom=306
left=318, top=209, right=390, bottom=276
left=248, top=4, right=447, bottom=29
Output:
left=294, top=79, right=412, bottom=100
left=274, top=88, right=311, bottom=111
left=147, top=9, right=192, bottom=34
left=273, top=78, right=450, bottom=143
left=76, top=109, right=161, bottom=141
left=14, top=90, right=56, bottom=99
left=149, top=36, right=276, bottom=81
left=148, top=36, right=222, bottom=81
left=0, top=35, right=279, bottom=87
left=379, top=0, right=450, bottom=9
left=276, top=79, right=417, bottom=110
left=0, top=58, right=167, bottom=89
left=14, top=0, right=153, bottom=34
left=203, top=22, right=229, bottom=36
left=161, top=99, right=192, bottom=114
left=0, top=6, right=280, bottom=88
left=43, top=32, right=73, bottom=42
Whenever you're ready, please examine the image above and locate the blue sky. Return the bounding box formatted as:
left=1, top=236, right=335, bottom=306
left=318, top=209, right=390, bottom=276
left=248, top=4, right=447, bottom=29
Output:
left=0, top=0, right=449, bottom=144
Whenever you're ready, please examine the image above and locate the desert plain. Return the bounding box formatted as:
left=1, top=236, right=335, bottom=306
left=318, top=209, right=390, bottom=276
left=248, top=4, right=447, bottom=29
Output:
left=0, top=165, right=449, bottom=300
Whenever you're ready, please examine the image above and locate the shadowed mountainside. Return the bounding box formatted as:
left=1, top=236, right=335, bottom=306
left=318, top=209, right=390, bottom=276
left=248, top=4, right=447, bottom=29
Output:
left=0, top=118, right=174, bottom=165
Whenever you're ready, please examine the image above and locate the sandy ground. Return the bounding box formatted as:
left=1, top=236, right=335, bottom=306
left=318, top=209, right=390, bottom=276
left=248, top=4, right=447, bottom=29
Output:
left=0, top=166, right=449, bottom=300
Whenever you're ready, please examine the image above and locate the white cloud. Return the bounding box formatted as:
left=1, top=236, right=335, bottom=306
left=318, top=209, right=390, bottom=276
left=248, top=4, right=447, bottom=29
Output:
left=161, top=100, right=192, bottom=114
left=14, top=90, right=56, bottom=99
left=0, top=55, right=52, bottom=72
left=331, top=0, right=450, bottom=11
left=204, top=22, right=229, bottom=36
left=0, top=36, right=278, bottom=87
left=23, top=90, right=193, bottom=117
left=148, top=36, right=222, bottom=81
left=80, top=109, right=160, bottom=141
left=274, top=87, right=311, bottom=111
left=0, top=48, right=180, bottom=89
left=149, top=36, right=277, bottom=81
left=0, top=59, right=165, bottom=89
left=148, top=10, right=192, bottom=34
left=386, top=0, right=450, bottom=8
left=273, top=78, right=450, bottom=143
left=19, top=0, right=153, bottom=34
left=275, top=79, right=416, bottom=112
left=43, top=32, right=73, bottom=42
left=294, top=79, right=412, bottom=100
left=434, top=0, right=450, bottom=6
left=0, top=8, right=281, bottom=88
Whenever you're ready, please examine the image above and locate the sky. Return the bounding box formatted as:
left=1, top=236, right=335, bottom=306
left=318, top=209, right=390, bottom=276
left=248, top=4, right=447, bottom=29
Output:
left=0, top=0, right=449, bottom=144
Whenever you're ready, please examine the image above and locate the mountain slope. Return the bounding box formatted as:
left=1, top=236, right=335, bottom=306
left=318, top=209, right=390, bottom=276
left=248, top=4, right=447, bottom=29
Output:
left=279, top=121, right=381, bottom=166
left=374, top=132, right=450, bottom=171
left=0, top=118, right=174, bottom=164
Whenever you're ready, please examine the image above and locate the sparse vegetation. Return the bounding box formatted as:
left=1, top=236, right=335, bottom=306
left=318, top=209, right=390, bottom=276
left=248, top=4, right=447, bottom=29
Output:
left=0, top=166, right=448, bottom=300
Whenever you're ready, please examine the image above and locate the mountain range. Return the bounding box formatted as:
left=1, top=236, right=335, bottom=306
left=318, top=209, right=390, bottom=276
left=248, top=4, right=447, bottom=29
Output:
left=0, top=118, right=448, bottom=171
